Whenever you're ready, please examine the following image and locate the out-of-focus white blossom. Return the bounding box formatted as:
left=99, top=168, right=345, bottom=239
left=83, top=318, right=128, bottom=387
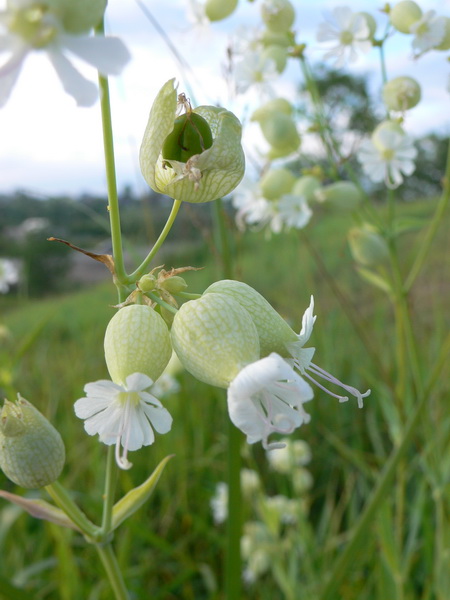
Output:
left=316, top=6, right=372, bottom=67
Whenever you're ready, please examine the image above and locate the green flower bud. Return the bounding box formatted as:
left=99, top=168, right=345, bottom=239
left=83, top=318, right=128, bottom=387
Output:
left=382, top=76, right=421, bottom=112
left=205, top=0, right=238, bottom=22
left=355, top=11, right=377, bottom=39
left=138, top=274, right=157, bottom=293
left=390, top=1, right=422, bottom=34
left=292, top=176, right=321, bottom=203
left=160, top=276, right=187, bottom=294
left=261, top=0, right=295, bottom=34
left=434, top=17, right=450, bottom=50
left=37, top=0, right=107, bottom=33
left=0, top=396, right=65, bottom=489
left=104, top=305, right=172, bottom=386
left=171, top=293, right=260, bottom=388
left=314, top=181, right=362, bottom=211
left=204, top=280, right=297, bottom=356
left=251, top=97, right=294, bottom=120
left=140, top=79, right=245, bottom=204
left=348, top=225, right=389, bottom=267
left=260, top=168, right=296, bottom=200
left=259, top=29, right=293, bottom=48
left=258, top=113, right=300, bottom=156
left=261, top=44, right=288, bottom=73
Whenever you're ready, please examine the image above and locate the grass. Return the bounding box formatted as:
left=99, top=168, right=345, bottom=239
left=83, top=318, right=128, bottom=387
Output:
left=0, top=197, right=449, bottom=599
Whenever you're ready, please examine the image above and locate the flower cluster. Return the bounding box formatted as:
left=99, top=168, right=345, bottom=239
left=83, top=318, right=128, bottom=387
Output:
left=0, top=0, right=130, bottom=107
left=75, top=278, right=369, bottom=466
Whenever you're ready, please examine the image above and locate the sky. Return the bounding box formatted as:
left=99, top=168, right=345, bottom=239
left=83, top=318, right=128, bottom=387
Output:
left=0, top=0, right=449, bottom=197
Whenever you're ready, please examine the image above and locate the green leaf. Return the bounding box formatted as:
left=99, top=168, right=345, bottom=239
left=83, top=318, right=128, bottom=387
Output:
left=0, top=490, right=81, bottom=531
left=391, top=216, right=427, bottom=237
left=111, top=454, right=174, bottom=531
left=356, top=267, right=392, bottom=295
left=0, top=575, right=33, bottom=600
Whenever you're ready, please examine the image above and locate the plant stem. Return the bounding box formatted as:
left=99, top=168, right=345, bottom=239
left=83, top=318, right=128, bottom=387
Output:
left=101, top=445, right=117, bottom=536
left=212, top=199, right=242, bottom=599
left=95, top=542, right=130, bottom=600
left=96, top=22, right=126, bottom=286
left=129, top=199, right=182, bottom=282
left=146, top=291, right=178, bottom=314
left=45, top=481, right=98, bottom=538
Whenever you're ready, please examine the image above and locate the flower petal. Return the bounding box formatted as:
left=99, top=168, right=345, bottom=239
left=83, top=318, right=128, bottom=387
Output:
left=46, top=47, right=98, bottom=106
left=60, top=34, right=131, bottom=76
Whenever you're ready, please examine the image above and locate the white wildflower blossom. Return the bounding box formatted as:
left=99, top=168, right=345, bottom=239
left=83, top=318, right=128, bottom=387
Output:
left=316, top=6, right=371, bottom=67
left=286, top=297, right=371, bottom=409
left=277, top=194, right=313, bottom=230
left=357, top=128, right=417, bottom=188
left=211, top=481, right=228, bottom=524
left=0, top=0, right=130, bottom=107
left=227, top=353, right=313, bottom=450
left=0, top=258, right=19, bottom=293
left=267, top=437, right=312, bottom=473
left=410, top=10, right=446, bottom=54
left=234, top=50, right=278, bottom=94
left=74, top=373, right=172, bottom=470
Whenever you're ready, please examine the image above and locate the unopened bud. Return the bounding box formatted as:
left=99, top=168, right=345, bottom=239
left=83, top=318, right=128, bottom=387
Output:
left=348, top=225, right=389, bottom=267
left=382, top=76, right=421, bottom=112
left=292, top=176, right=321, bottom=203
left=0, top=396, right=65, bottom=489
left=315, top=181, right=362, bottom=211
left=160, top=276, right=187, bottom=294
left=205, top=0, right=238, bottom=21
left=260, top=168, right=296, bottom=200
left=138, top=274, right=157, bottom=292
left=261, top=44, right=288, bottom=73
left=261, top=0, right=295, bottom=33
left=390, top=1, right=422, bottom=33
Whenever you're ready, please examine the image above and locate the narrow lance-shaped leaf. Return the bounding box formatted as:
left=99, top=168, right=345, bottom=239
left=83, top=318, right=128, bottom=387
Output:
left=111, top=454, right=174, bottom=530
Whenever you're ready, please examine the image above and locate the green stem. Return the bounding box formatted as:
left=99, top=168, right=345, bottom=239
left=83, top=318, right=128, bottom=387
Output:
left=226, top=420, right=242, bottom=600
left=405, top=138, right=450, bottom=292
left=96, top=22, right=126, bottom=285
left=45, top=481, right=99, bottom=539
left=146, top=291, right=178, bottom=314
left=101, top=446, right=117, bottom=536
left=95, top=542, right=130, bottom=600
left=212, top=199, right=242, bottom=599
left=129, top=199, right=182, bottom=282
left=176, top=291, right=202, bottom=300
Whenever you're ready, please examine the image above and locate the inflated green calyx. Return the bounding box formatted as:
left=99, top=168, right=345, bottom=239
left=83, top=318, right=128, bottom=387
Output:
left=162, top=113, right=213, bottom=163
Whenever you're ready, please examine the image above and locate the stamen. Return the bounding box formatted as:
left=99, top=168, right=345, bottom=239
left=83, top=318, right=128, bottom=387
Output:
left=298, top=361, right=370, bottom=408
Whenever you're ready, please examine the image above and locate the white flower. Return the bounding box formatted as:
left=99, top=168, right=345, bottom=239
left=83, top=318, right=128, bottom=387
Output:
left=233, top=179, right=285, bottom=233
left=150, top=373, right=180, bottom=398
left=357, top=129, right=417, bottom=188
left=316, top=6, right=371, bottom=67
left=0, top=258, right=19, bottom=293
left=285, top=297, right=371, bottom=409
left=234, top=50, right=278, bottom=94
left=210, top=481, right=228, bottom=524
left=74, top=373, right=172, bottom=470
left=227, top=353, right=313, bottom=450
left=266, top=437, right=312, bottom=473
left=0, top=1, right=130, bottom=107
left=410, top=10, right=446, bottom=54
left=277, top=194, right=312, bottom=230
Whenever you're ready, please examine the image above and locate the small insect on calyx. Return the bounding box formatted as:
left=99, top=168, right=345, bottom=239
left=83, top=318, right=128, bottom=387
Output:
left=162, top=94, right=213, bottom=164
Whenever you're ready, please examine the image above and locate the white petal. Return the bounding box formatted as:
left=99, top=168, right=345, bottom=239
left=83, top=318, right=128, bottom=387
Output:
left=124, top=405, right=147, bottom=451
left=83, top=379, right=123, bottom=397
left=74, top=395, right=113, bottom=419
left=60, top=35, right=131, bottom=76
left=297, top=296, right=316, bottom=346
left=125, top=372, right=154, bottom=392
left=141, top=403, right=173, bottom=434
left=46, top=47, right=98, bottom=106
left=227, top=354, right=313, bottom=448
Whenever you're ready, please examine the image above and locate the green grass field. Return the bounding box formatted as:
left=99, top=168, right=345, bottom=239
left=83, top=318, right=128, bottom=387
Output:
left=0, top=198, right=449, bottom=599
